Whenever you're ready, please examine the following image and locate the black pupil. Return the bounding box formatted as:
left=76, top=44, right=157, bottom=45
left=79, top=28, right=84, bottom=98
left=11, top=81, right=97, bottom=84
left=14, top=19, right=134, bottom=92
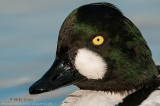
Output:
left=97, top=38, right=100, bottom=41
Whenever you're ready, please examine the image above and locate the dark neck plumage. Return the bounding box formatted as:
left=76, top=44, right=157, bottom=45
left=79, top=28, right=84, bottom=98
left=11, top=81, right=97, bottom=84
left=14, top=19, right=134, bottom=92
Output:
left=117, top=65, right=160, bottom=106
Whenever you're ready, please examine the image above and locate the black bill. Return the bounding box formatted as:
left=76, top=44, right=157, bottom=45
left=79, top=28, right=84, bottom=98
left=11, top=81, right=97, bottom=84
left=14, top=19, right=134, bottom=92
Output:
left=29, top=53, right=83, bottom=94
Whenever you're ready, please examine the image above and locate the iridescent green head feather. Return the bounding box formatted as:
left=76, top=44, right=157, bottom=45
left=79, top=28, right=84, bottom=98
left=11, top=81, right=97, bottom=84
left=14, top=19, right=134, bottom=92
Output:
left=57, top=3, right=158, bottom=91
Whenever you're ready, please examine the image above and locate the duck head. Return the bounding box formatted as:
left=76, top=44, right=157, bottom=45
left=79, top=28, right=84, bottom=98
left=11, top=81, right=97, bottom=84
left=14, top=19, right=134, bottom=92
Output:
left=29, top=2, right=158, bottom=94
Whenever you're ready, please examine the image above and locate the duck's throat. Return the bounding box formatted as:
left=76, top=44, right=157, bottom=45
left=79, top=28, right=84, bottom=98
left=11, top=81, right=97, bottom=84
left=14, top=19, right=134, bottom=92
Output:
left=61, top=90, right=132, bottom=106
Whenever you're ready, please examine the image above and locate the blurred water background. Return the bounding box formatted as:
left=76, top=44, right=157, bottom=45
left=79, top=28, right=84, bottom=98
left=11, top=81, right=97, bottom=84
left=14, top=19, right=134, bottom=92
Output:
left=0, top=0, right=160, bottom=106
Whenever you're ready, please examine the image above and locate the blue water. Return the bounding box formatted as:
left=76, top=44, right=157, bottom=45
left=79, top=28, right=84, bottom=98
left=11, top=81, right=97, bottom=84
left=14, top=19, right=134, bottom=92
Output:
left=0, top=0, right=160, bottom=106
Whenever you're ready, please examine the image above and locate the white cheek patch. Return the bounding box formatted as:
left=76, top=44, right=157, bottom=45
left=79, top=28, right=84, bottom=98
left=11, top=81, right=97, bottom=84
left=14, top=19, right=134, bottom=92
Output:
left=74, top=48, right=107, bottom=79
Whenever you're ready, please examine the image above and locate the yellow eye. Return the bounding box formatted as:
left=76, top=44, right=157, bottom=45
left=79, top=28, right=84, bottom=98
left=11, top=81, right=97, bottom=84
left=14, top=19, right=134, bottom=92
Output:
left=92, top=36, right=104, bottom=45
